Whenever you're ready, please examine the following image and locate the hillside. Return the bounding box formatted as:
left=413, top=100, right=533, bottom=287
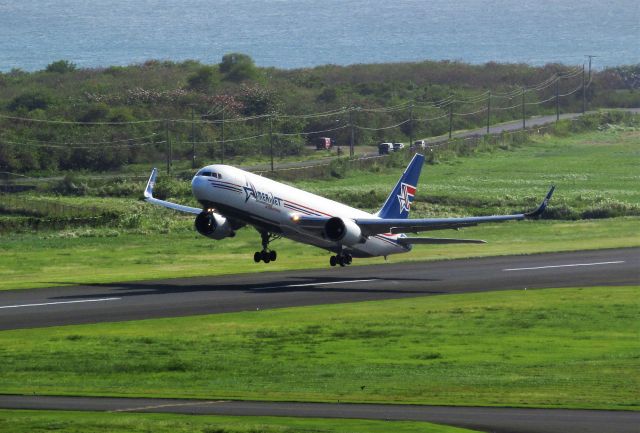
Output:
left=0, top=56, right=638, bottom=173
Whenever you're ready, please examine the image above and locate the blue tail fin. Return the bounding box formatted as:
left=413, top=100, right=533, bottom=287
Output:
left=376, top=153, right=425, bottom=219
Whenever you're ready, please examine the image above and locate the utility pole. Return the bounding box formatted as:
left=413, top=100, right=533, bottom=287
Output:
left=582, top=64, right=586, bottom=114
left=555, top=78, right=560, bottom=122
left=221, top=104, right=225, bottom=164
left=584, top=55, right=597, bottom=113
left=269, top=114, right=274, bottom=172
left=349, top=107, right=355, bottom=158
left=486, top=92, right=491, bottom=134
left=585, top=55, right=597, bottom=83
left=408, top=103, right=414, bottom=150
left=521, top=87, right=526, bottom=130
left=448, top=102, right=453, bottom=139
left=191, top=106, right=196, bottom=169
left=165, top=120, right=172, bottom=174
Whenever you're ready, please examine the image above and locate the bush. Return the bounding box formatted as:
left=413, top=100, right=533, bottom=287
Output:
left=8, top=90, right=54, bottom=112
left=219, top=53, right=258, bottom=82
left=78, top=104, right=109, bottom=122
left=186, top=66, right=220, bottom=92
left=51, top=174, right=90, bottom=196
left=329, top=157, right=349, bottom=178
left=45, top=60, right=77, bottom=74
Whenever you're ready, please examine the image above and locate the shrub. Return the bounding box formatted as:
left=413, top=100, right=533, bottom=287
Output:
left=186, top=66, right=220, bottom=92
left=329, top=157, right=349, bottom=178
left=8, top=90, right=54, bottom=112
left=45, top=60, right=77, bottom=74
left=220, top=53, right=258, bottom=82
left=51, top=174, right=90, bottom=196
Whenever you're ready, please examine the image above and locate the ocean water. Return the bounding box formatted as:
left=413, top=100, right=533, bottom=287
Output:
left=0, top=0, right=638, bottom=72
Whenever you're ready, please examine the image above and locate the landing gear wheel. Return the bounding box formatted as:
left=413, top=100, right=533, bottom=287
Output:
left=261, top=250, right=271, bottom=263
left=329, top=253, right=353, bottom=267
left=253, top=230, right=281, bottom=264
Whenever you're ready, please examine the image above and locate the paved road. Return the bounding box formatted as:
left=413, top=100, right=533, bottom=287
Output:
left=1, top=395, right=639, bottom=433
left=1, top=248, right=637, bottom=330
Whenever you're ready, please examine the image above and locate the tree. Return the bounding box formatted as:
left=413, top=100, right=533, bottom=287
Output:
left=45, top=60, right=77, bottom=74
left=219, top=53, right=258, bottom=82
left=186, top=66, right=219, bottom=92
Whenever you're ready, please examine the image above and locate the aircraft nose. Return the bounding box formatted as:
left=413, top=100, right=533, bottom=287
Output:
left=191, top=175, right=208, bottom=199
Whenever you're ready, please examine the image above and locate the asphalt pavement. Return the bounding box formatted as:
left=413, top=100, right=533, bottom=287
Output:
left=1, top=248, right=637, bottom=330
left=1, top=395, right=639, bottom=433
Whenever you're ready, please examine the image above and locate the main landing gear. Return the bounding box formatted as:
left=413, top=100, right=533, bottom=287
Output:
left=329, top=253, right=352, bottom=267
left=254, top=231, right=280, bottom=264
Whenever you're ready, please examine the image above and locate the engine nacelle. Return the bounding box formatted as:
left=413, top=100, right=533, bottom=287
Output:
left=324, top=217, right=363, bottom=246
left=194, top=211, right=234, bottom=240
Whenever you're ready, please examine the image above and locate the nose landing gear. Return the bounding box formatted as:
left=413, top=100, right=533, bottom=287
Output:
left=329, top=253, right=352, bottom=267
left=254, top=231, right=280, bottom=264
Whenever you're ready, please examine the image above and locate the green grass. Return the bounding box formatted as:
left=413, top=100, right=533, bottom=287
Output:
left=0, top=217, right=638, bottom=290
left=1, top=286, right=638, bottom=410
left=1, top=127, right=638, bottom=290
left=297, top=129, right=640, bottom=218
left=0, top=410, right=476, bottom=433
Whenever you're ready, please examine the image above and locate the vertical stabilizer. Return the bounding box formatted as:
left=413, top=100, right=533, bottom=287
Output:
left=376, top=153, right=424, bottom=219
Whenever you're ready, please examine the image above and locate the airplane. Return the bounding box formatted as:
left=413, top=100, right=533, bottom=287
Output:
left=144, top=153, right=554, bottom=267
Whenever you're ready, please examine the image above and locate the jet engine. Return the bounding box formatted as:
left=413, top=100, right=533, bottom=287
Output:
left=194, top=210, right=235, bottom=240
left=324, top=217, right=363, bottom=245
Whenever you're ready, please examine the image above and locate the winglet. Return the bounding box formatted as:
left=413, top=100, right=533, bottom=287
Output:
left=525, top=185, right=555, bottom=218
left=144, top=168, right=158, bottom=199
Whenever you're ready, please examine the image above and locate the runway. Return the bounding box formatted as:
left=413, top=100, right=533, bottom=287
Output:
left=0, top=248, right=637, bottom=330
left=1, top=395, right=639, bottom=433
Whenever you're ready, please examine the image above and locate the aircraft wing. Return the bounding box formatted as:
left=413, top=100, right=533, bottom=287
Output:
left=143, top=168, right=202, bottom=214
left=293, top=186, right=555, bottom=237
left=396, top=237, right=486, bottom=244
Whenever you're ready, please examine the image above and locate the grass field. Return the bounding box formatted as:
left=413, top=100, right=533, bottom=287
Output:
left=0, top=410, right=476, bottom=433
left=1, top=286, right=638, bottom=410
left=298, top=128, right=640, bottom=218
left=0, top=218, right=638, bottom=290
left=0, top=127, right=639, bottom=291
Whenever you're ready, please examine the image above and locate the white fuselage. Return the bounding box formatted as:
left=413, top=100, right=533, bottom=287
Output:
left=191, top=164, right=409, bottom=258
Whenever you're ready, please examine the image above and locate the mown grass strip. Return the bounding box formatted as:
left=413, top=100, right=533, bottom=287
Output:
left=0, top=410, right=477, bottom=433
left=1, top=286, right=638, bottom=410
left=0, top=218, right=638, bottom=291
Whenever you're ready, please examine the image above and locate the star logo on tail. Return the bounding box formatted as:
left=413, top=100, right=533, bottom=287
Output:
left=397, top=183, right=416, bottom=213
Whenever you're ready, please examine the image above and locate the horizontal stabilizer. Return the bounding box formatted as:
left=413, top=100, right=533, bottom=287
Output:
left=397, top=237, right=487, bottom=245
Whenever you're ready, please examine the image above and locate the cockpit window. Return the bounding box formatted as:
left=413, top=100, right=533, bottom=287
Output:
left=196, top=170, right=221, bottom=179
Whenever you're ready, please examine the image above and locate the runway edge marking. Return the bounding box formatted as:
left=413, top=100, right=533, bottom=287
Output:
left=503, top=261, right=625, bottom=272
left=0, top=297, right=121, bottom=309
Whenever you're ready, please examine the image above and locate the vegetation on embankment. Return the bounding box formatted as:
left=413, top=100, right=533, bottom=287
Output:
left=0, top=54, right=638, bottom=173
left=2, top=114, right=639, bottom=235
left=1, top=286, right=638, bottom=410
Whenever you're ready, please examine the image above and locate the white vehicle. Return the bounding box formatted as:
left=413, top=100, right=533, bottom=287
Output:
left=144, top=154, right=554, bottom=267
left=413, top=140, right=427, bottom=149
left=378, top=142, right=393, bottom=155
